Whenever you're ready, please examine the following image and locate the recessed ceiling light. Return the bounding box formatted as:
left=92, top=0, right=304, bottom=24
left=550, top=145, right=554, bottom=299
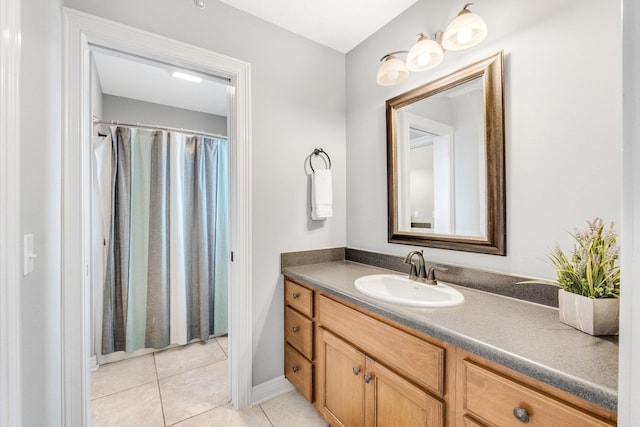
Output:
left=172, top=71, right=202, bottom=83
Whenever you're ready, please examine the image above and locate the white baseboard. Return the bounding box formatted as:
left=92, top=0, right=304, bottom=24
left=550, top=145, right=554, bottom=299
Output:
left=251, top=376, right=295, bottom=406
left=90, top=355, right=99, bottom=372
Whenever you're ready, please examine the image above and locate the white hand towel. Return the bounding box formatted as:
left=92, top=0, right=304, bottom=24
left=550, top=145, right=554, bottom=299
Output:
left=312, top=169, right=333, bottom=220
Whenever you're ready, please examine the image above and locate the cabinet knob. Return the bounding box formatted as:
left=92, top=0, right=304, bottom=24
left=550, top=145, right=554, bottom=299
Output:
left=353, top=367, right=360, bottom=375
left=513, top=407, right=530, bottom=424
left=292, top=292, right=299, bottom=299
left=292, top=326, right=299, bottom=333
left=292, top=366, right=299, bottom=373
left=363, top=374, right=372, bottom=384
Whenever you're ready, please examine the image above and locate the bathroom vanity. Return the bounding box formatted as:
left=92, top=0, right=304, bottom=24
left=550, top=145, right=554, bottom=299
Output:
left=283, top=259, right=618, bottom=427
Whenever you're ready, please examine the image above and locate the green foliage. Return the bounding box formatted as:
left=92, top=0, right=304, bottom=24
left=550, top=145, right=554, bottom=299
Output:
left=549, top=218, right=620, bottom=299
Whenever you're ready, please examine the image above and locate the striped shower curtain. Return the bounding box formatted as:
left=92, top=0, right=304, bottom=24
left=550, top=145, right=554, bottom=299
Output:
left=101, top=126, right=228, bottom=355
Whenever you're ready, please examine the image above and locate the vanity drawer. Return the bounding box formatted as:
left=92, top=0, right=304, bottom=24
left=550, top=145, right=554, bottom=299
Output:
left=285, top=306, right=313, bottom=359
left=318, top=294, right=444, bottom=396
left=285, top=279, right=313, bottom=318
left=285, top=344, right=313, bottom=402
left=461, top=359, right=615, bottom=426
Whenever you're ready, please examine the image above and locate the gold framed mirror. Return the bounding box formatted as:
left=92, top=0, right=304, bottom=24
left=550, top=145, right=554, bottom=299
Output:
left=386, top=51, right=505, bottom=255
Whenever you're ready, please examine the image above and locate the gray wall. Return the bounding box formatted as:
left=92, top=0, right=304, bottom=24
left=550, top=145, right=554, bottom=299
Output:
left=102, top=94, right=228, bottom=136
left=20, top=0, right=62, bottom=424
left=346, top=0, right=621, bottom=280
left=63, top=0, right=347, bottom=386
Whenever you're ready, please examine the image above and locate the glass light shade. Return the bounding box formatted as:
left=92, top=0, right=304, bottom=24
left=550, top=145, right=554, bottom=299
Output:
left=376, top=56, right=409, bottom=86
left=441, top=6, right=487, bottom=51
left=406, top=36, right=444, bottom=72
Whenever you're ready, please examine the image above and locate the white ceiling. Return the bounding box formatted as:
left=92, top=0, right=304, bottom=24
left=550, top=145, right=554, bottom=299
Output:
left=93, top=51, right=229, bottom=117
left=218, top=0, right=418, bottom=53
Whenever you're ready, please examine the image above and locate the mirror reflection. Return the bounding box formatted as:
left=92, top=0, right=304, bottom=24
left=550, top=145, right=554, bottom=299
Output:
left=398, top=77, right=485, bottom=237
left=387, top=52, right=505, bottom=255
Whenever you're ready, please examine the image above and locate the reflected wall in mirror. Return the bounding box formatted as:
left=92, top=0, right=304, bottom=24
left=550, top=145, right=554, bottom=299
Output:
left=387, top=51, right=505, bottom=255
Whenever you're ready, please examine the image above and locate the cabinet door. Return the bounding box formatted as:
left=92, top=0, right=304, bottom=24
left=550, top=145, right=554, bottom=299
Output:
left=319, top=329, right=366, bottom=427
left=364, top=357, right=444, bottom=427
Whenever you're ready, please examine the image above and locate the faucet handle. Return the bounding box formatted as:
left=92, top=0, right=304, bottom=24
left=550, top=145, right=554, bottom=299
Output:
left=425, top=265, right=448, bottom=284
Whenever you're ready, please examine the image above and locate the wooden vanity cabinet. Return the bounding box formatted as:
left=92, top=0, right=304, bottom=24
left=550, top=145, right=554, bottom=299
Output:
left=283, top=276, right=617, bottom=427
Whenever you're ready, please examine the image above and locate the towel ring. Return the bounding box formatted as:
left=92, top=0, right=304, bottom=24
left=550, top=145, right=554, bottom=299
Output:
left=309, top=148, right=331, bottom=173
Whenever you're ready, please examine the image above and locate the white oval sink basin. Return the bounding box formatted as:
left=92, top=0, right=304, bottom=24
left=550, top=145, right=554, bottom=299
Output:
left=354, top=274, right=464, bottom=308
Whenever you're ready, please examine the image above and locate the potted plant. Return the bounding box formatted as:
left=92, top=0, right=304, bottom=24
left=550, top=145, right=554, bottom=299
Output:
left=545, top=218, right=620, bottom=335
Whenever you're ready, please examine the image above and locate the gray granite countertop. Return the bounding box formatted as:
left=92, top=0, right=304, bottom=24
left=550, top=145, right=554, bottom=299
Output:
left=283, top=260, right=618, bottom=412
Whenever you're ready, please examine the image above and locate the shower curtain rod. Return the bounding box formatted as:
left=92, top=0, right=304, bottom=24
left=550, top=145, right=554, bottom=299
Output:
left=93, top=118, right=228, bottom=140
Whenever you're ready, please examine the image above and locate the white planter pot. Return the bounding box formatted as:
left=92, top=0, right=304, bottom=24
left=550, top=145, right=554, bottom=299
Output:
left=558, top=289, right=619, bottom=336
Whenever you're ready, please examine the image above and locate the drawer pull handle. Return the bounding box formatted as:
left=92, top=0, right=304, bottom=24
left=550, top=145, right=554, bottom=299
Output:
left=353, top=367, right=360, bottom=375
left=513, top=407, right=530, bottom=424
left=292, top=326, right=300, bottom=333
left=292, top=366, right=299, bottom=373
left=363, top=374, right=372, bottom=384
left=292, top=292, right=300, bottom=299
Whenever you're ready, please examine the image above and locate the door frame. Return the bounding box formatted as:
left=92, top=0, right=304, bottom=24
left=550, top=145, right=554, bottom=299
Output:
left=62, top=8, right=253, bottom=425
left=620, top=0, right=640, bottom=424
left=0, top=0, right=22, bottom=425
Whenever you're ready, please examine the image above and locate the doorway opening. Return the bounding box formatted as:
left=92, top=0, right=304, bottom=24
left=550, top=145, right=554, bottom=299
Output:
left=89, top=48, right=231, bottom=368
left=62, top=9, right=253, bottom=425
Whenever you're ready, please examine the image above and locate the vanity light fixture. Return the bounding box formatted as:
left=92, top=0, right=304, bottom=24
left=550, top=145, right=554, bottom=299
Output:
left=172, top=71, right=203, bottom=83
left=376, top=3, right=487, bottom=86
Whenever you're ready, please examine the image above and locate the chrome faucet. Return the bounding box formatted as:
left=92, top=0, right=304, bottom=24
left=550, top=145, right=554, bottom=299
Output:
left=404, top=250, right=449, bottom=285
left=403, top=250, right=426, bottom=281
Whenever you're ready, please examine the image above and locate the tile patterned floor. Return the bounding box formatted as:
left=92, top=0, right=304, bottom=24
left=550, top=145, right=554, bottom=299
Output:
left=91, top=337, right=328, bottom=427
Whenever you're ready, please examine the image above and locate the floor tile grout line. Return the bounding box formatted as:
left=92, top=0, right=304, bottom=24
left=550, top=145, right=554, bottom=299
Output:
left=156, top=379, right=169, bottom=427
left=90, top=379, right=158, bottom=402
left=154, top=354, right=229, bottom=382
left=259, top=404, right=277, bottom=427
left=215, top=335, right=229, bottom=358
left=154, top=338, right=228, bottom=380
left=152, top=354, right=170, bottom=427
left=153, top=351, right=160, bottom=382
left=162, top=400, right=235, bottom=427
left=156, top=339, right=228, bottom=426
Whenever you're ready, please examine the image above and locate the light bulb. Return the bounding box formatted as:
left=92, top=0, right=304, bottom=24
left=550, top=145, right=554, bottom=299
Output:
left=388, top=70, right=399, bottom=81
left=456, top=28, right=473, bottom=44
left=417, top=53, right=432, bottom=66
